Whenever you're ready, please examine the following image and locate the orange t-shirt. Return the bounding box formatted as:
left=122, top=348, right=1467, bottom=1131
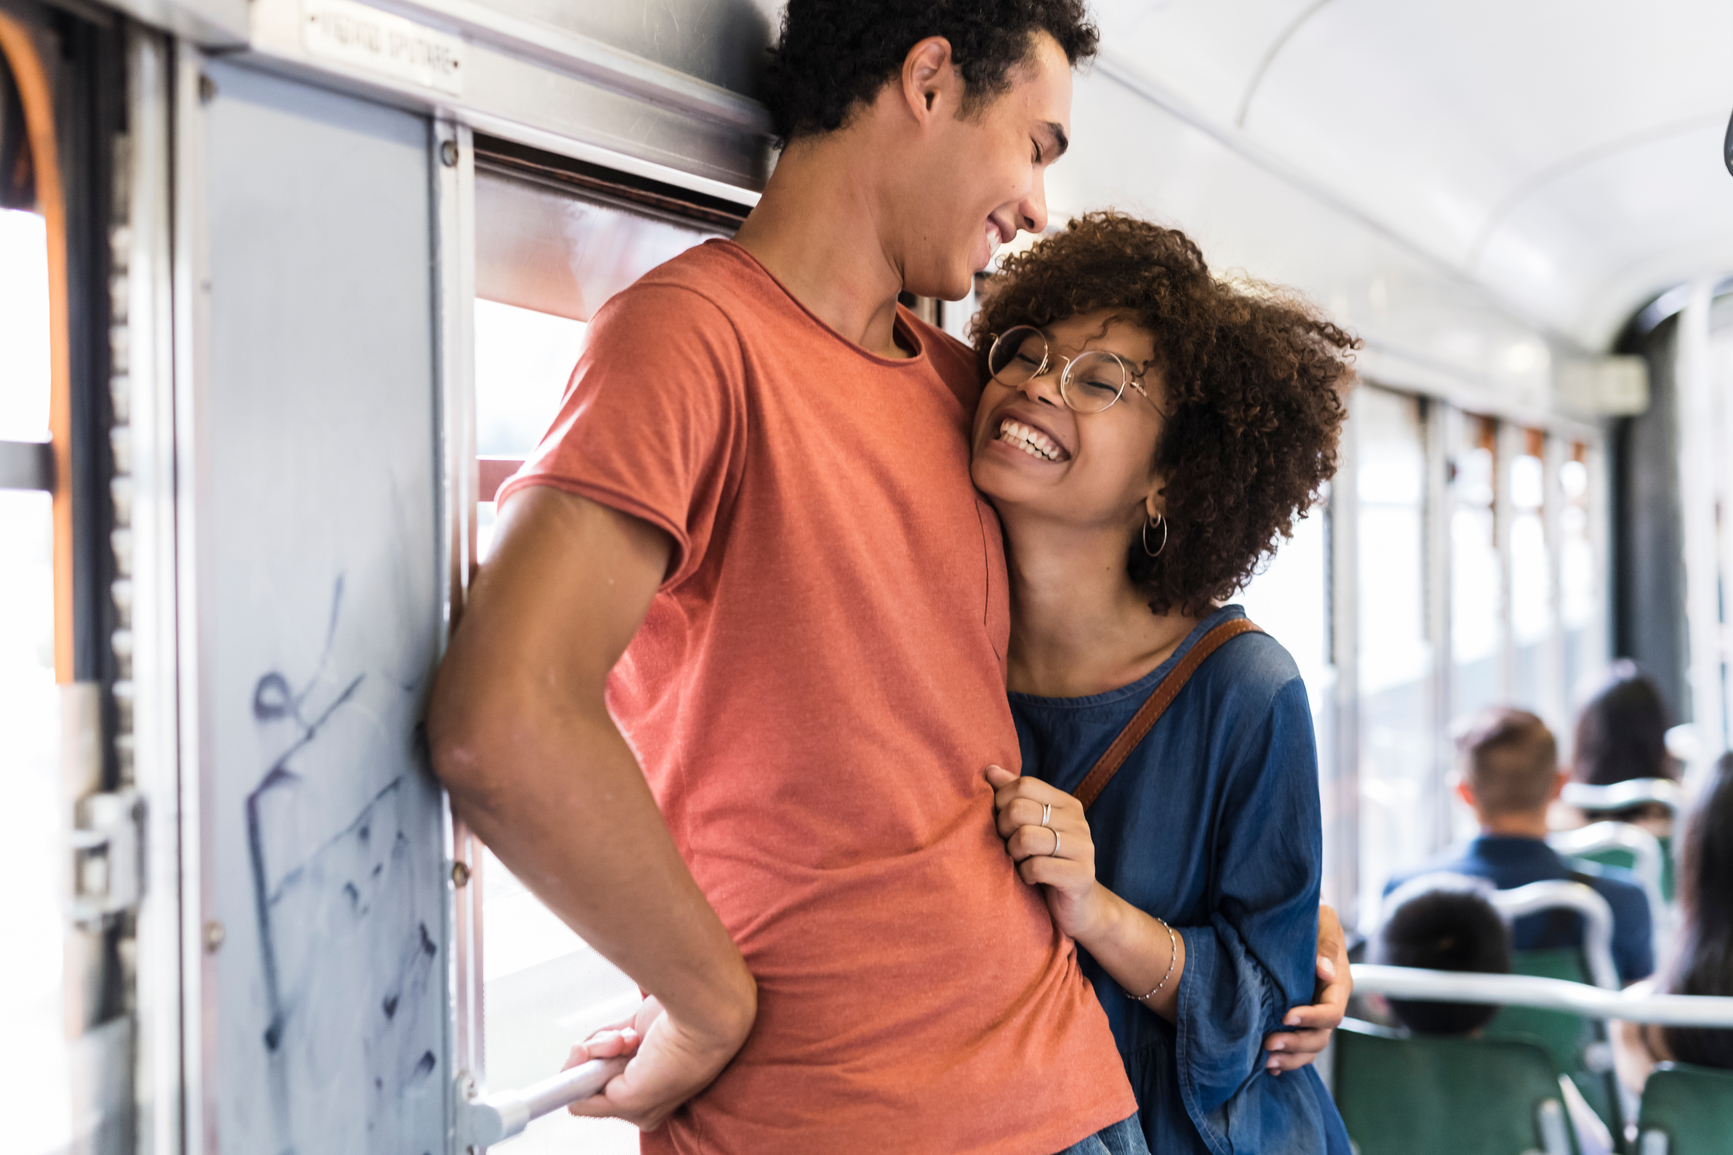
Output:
left=498, top=240, right=1134, bottom=1154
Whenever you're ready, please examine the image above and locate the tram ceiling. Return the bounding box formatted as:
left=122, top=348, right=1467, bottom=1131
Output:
left=87, top=0, right=1706, bottom=417
left=1091, top=0, right=1733, bottom=351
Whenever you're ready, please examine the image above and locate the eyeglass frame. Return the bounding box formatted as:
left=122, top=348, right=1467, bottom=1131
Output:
left=986, top=326, right=1161, bottom=415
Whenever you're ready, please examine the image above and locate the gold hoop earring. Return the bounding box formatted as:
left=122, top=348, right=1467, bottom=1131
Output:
left=1142, top=514, right=1168, bottom=559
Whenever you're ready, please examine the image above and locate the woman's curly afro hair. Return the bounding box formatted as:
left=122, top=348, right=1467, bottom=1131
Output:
left=973, top=212, right=1359, bottom=617
left=762, top=0, right=1097, bottom=148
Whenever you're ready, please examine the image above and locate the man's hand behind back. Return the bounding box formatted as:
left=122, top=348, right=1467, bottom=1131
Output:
left=564, top=996, right=748, bottom=1130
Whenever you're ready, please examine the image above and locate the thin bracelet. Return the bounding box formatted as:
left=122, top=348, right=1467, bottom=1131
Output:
left=1126, top=919, right=1178, bottom=1003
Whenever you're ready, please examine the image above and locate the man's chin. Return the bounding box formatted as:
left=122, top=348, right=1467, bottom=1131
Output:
left=904, top=270, right=976, bottom=305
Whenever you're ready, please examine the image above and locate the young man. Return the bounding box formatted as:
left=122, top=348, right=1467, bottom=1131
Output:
left=1385, top=708, right=1654, bottom=985
left=429, top=4, right=1344, bottom=1151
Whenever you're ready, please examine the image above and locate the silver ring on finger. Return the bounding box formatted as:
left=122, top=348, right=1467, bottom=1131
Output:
left=1050, top=828, right=1062, bottom=856
left=1041, top=802, right=1052, bottom=828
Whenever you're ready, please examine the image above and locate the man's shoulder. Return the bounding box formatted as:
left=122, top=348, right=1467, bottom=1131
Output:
left=1577, top=861, right=1651, bottom=911
left=1382, top=847, right=1490, bottom=896
left=615, top=240, right=748, bottom=312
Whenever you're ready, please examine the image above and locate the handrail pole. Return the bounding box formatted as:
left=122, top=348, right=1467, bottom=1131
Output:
left=455, top=1056, right=628, bottom=1148
left=1352, top=963, right=1733, bottom=1025
left=1484, top=879, right=1620, bottom=990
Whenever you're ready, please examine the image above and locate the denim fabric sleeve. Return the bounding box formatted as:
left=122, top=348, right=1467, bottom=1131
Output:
left=1169, top=676, right=1323, bottom=1155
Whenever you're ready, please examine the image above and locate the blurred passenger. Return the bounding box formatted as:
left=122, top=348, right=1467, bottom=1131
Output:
left=1374, top=880, right=1509, bottom=1035
left=1571, top=660, right=1680, bottom=835
left=1615, top=752, right=1733, bottom=1092
left=973, top=214, right=1357, bottom=1154
left=1386, top=708, right=1654, bottom=984
left=1375, top=881, right=1613, bottom=1155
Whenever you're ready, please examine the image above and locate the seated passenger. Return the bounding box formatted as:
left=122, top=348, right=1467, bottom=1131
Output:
left=1615, top=752, right=1733, bottom=1091
left=1374, top=881, right=1510, bottom=1036
left=1386, top=708, right=1654, bottom=984
left=1377, top=882, right=1615, bottom=1155
left=972, top=214, right=1357, bottom=1154
left=1571, top=661, right=1680, bottom=836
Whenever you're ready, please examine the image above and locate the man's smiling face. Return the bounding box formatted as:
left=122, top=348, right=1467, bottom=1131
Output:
left=895, top=33, right=1074, bottom=302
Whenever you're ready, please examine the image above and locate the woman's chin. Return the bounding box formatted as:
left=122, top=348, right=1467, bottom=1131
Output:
left=970, top=453, right=1038, bottom=512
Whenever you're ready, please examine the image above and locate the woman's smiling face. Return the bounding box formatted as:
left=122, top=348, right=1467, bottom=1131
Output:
left=971, top=310, right=1168, bottom=536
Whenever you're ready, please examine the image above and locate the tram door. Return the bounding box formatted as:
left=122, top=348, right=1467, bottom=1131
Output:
left=178, top=59, right=450, bottom=1153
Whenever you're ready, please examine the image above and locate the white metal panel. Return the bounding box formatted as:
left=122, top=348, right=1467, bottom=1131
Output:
left=187, top=57, right=448, bottom=1154
left=238, top=0, right=771, bottom=196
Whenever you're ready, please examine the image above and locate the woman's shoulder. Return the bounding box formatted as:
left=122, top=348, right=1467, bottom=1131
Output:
left=1188, top=606, right=1307, bottom=707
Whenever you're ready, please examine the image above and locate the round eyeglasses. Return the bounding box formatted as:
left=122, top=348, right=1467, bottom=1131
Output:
left=986, top=326, right=1157, bottom=414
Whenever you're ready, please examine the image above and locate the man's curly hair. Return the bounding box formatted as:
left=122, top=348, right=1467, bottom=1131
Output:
left=762, top=0, right=1098, bottom=148
left=972, top=212, right=1359, bottom=617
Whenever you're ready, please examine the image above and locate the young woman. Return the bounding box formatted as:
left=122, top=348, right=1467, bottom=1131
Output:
left=1614, top=752, right=1733, bottom=1091
left=1570, top=662, right=1681, bottom=836
left=970, top=213, right=1357, bottom=1153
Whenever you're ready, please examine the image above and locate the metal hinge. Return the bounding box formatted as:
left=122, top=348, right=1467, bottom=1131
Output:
left=69, top=789, right=143, bottom=924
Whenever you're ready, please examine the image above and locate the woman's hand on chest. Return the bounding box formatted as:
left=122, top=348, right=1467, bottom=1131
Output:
left=985, top=765, right=1113, bottom=941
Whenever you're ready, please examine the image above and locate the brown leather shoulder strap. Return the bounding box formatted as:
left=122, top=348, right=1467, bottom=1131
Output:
left=1071, top=618, right=1265, bottom=811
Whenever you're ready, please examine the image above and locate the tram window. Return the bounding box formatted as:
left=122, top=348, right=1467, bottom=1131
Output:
left=1354, top=386, right=1433, bottom=926
left=1452, top=414, right=1502, bottom=721
left=1238, top=496, right=1341, bottom=905
left=1510, top=428, right=1553, bottom=714
left=471, top=160, right=729, bottom=1152
left=0, top=206, right=68, bottom=1152
left=1239, top=497, right=1330, bottom=706
left=473, top=300, right=588, bottom=562
left=1559, top=443, right=1597, bottom=692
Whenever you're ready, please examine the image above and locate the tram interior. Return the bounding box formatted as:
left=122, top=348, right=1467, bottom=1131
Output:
left=5, top=1, right=1733, bottom=1153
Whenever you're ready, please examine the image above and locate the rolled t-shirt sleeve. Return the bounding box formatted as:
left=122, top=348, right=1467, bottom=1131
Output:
left=495, top=283, right=749, bottom=588
left=1172, top=676, right=1325, bottom=1151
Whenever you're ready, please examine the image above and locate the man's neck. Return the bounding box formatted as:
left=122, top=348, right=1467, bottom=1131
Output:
left=731, top=134, right=910, bottom=360
left=1001, top=509, right=1199, bottom=698
left=1477, top=812, right=1551, bottom=840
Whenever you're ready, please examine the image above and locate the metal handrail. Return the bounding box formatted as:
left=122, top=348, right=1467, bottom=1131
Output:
left=455, top=1056, right=628, bottom=1147
left=1352, top=964, right=1733, bottom=1026
left=1561, top=778, right=1685, bottom=817
left=1549, top=821, right=1670, bottom=940
left=1486, top=879, right=1621, bottom=990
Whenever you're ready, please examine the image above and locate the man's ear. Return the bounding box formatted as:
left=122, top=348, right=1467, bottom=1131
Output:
left=1453, top=775, right=1477, bottom=810
left=1548, top=768, right=1569, bottom=804
left=901, top=36, right=961, bottom=124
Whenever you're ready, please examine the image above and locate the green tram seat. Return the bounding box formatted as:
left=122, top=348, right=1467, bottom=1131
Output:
left=1558, top=781, right=1683, bottom=907
left=1572, top=839, right=1675, bottom=906
left=1636, top=1062, right=1733, bottom=1155
left=1485, top=949, right=1624, bottom=1140
left=1334, top=1019, right=1578, bottom=1155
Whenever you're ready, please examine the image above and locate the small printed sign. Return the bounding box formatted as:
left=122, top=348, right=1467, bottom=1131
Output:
left=301, top=0, right=465, bottom=97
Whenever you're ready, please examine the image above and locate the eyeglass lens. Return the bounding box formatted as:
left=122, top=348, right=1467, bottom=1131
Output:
left=988, top=326, right=1128, bottom=413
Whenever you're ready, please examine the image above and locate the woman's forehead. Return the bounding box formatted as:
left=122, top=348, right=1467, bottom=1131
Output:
left=1047, top=311, right=1154, bottom=351
left=1044, top=312, right=1159, bottom=374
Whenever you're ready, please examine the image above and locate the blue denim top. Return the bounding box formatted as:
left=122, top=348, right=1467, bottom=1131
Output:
left=1011, top=606, right=1351, bottom=1155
